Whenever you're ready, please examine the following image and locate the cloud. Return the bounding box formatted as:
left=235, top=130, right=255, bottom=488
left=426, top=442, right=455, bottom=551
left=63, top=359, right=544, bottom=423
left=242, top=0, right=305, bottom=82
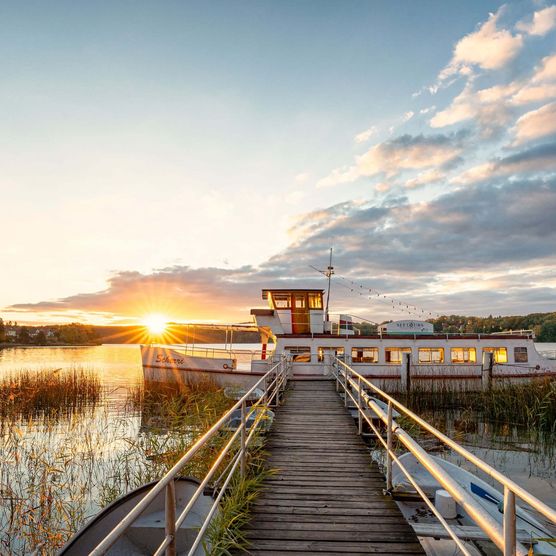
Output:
left=513, top=101, right=556, bottom=145
left=431, top=53, right=556, bottom=132
left=516, top=5, right=556, bottom=36
left=403, top=111, right=415, bottom=122
left=439, top=8, right=523, bottom=82
left=354, top=126, right=377, bottom=143
left=532, top=52, right=556, bottom=83
left=404, top=168, right=446, bottom=189
left=294, top=172, right=310, bottom=184
left=318, top=132, right=466, bottom=188
left=8, top=179, right=556, bottom=321
left=452, top=141, right=556, bottom=184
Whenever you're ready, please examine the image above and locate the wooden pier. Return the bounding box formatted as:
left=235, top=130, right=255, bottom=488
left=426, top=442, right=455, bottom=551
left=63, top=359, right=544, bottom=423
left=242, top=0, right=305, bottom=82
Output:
left=239, top=380, right=425, bottom=555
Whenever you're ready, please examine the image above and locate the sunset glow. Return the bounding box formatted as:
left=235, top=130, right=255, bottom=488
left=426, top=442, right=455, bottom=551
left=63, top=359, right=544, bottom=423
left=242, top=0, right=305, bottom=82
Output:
left=143, top=315, right=168, bottom=336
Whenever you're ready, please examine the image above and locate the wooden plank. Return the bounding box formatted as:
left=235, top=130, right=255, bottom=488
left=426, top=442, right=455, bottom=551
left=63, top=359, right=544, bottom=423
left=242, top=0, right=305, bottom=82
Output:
left=233, top=380, right=424, bottom=554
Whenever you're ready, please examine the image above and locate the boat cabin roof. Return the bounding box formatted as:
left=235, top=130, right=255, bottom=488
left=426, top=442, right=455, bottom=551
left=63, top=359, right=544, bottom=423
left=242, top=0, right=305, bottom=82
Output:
left=262, top=288, right=324, bottom=300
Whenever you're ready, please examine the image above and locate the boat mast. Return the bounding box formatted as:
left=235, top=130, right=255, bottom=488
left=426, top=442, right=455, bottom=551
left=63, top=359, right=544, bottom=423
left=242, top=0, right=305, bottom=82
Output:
left=325, top=247, right=334, bottom=323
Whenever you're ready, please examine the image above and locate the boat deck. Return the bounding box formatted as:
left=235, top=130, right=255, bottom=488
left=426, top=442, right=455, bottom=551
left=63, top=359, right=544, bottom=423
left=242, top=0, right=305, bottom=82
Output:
left=237, top=380, right=425, bottom=554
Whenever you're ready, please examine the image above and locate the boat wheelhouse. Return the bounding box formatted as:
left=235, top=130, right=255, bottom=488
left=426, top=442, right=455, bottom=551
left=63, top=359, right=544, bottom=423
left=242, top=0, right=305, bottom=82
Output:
left=141, top=286, right=556, bottom=390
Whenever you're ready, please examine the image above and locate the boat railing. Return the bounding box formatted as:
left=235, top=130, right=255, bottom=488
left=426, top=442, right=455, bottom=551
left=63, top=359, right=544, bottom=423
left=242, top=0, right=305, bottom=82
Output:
left=161, top=344, right=274, bottom=361
left=89, top=357, right=290, bottom=556
left=331, top=357, right=556, bottom=556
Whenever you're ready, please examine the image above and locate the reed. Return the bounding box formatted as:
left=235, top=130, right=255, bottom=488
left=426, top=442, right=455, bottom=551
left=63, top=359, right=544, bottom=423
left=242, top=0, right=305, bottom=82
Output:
left=0, top=367, right=101, bottom=422
left=205, top=450, right=273, bottom=555
left=400, top=378, right=556, bottom=432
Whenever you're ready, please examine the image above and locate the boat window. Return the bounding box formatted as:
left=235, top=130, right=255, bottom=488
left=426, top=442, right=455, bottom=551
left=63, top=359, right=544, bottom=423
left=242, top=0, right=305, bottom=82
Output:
left=318, top=346, right=345, bottom=363
left=451, top=347, right=476, bottom=363
left=418, top=348, right=444, bottom=364
left=294, top=294, right=306, bottom=309
left=514, top=347, right=528, bottom=363
left=352, top=347, right=378, bottom=363
left=483, top=347, right=508, bottom=363
left=272, top=293, right=291, bottom=309
left=308, top=292, right=323, bottom=309
left=286, top=346, right=311, bottom=362
left=385, top=347, right=411, bottom=364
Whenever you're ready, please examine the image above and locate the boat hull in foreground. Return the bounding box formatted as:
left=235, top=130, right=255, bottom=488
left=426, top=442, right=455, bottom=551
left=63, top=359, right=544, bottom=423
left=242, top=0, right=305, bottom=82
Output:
left=60, top=477, right=214, bottom=555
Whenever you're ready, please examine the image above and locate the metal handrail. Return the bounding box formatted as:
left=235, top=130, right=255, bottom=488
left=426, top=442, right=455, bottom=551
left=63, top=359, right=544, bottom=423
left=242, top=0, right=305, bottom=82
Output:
left=332, top=357, right=556, bottom=556
left=90, top=358, right=289, bottom=556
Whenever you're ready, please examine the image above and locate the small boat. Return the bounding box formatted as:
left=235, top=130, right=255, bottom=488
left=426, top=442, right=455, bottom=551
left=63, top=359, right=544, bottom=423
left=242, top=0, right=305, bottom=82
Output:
left=59, top=477, right=214, bottom=555
left=223, top=407, right=275, bottom=433
left=223, top=386, right=265, bottom=401
left=392, top=452, right=556, bottom=555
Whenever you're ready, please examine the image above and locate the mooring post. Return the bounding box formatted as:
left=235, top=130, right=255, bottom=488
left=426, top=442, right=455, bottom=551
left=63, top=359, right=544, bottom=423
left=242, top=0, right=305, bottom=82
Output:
left=401, top=352, right=411, bottom=393
left=165, top=481, right=177, bottom=556
left=482, top=351, right=493, bottom=391
left=240, top=400, right=246, bottom=478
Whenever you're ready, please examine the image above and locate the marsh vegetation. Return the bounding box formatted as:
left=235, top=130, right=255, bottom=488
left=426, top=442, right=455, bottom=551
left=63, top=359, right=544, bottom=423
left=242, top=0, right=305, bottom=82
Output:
left=0, top=366, right=270, bottom=555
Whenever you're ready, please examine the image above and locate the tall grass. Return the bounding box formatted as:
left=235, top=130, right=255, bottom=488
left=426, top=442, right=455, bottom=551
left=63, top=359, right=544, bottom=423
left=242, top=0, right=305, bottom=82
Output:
left=206, top=450, right=273, bottom=555
left=0, top=373, right=241, bottom=555
left=400, top=378, right=556, bottom=433
left=0, top=367, right=101, bottom=422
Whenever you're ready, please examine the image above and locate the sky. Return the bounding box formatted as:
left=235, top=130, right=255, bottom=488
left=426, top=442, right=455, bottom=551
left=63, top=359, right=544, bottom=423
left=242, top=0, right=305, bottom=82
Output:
left=1, top=0, right=556, bottom=326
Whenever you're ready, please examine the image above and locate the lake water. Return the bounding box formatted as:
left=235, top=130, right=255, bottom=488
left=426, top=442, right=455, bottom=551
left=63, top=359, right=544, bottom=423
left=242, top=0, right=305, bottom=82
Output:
left=0, top=343, right=555, bottom=552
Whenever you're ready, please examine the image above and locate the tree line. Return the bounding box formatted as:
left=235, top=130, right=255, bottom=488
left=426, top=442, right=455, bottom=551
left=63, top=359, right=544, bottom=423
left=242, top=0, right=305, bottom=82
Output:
left=354, top=311, right=556, bottom=341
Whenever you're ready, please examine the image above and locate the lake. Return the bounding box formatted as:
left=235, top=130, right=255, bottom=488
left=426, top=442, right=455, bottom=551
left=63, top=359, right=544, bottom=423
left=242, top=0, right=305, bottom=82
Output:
left=0, top=343, right=555, bottom=553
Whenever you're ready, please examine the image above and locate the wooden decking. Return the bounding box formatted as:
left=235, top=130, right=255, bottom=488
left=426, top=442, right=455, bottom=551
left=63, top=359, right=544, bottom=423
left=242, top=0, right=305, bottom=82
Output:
left=238, top=380, right=425, bottom=555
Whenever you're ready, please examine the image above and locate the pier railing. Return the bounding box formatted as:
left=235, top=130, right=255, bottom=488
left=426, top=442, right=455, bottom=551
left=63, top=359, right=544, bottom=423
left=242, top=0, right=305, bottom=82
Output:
left=332, top=357, right=556, bottom=556
left=90, top=357, right=290, bottom=556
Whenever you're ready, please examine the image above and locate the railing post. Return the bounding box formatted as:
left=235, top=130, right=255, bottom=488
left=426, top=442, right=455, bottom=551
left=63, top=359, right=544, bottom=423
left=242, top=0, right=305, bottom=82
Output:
left=335, top=361, right=340, bottom=392
left=386, top=401, right=393, bottom=492
left=357, top=377, right=362, bottom=435
left=344, top=368, right=349, bottom=407
left=503, top=486, right=516, bottom=556
left=240, top=400, right=246, bottom=478
left=275, top=366, right=280, bottom=406
left=165, top=481, right=176, bottom=556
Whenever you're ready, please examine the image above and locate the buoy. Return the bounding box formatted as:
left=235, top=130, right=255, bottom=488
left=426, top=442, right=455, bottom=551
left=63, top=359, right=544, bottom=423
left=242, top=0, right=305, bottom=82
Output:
left=435, top=489, right=457, bottom=519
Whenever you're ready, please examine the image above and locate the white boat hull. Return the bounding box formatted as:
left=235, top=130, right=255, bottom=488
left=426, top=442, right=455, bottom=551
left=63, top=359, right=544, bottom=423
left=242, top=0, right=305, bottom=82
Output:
left=141, top=345, right=264, bottom=388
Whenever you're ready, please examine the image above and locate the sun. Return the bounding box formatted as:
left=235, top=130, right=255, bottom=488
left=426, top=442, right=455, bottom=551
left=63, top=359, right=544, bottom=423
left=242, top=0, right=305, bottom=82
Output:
left=144, top=314, right=168, bottom=335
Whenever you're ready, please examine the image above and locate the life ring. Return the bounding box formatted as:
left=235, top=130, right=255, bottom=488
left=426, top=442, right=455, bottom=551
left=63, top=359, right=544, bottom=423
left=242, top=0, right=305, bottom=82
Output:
left=223, top=364, right=230, bottom=370
left=535, top=364, right=540, bottom=370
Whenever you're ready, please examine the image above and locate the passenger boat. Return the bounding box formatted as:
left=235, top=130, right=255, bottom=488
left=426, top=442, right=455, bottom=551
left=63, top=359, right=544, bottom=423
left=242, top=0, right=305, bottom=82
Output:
left=141, top=287, right=556, bottom=391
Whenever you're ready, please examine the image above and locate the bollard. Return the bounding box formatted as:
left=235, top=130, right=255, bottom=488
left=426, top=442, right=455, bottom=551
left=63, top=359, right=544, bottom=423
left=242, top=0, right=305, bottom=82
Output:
left=482, top=351, right=493, bottom=391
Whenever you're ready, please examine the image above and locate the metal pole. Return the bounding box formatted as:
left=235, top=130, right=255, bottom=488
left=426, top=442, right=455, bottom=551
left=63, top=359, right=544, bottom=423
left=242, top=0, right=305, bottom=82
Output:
left=240, top=400, right=246, bottom=478
left=357, top=377, right=362, bottom=435
left=386, top=401, right=393, bottom=492
left=165, top=481, right=176, bottom=556
left=344, top=369, right=348, bottom=407
left=504, top=486, right=516, bottom=556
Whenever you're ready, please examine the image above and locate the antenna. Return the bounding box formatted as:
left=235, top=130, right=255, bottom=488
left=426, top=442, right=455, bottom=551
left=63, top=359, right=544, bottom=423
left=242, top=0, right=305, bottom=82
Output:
left=325, top=248, right=334, bottom=322
left=310, top=248, right=334, bottom=323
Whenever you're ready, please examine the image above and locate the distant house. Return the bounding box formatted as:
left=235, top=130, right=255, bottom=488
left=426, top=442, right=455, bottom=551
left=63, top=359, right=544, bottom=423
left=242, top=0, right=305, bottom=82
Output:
left=5, top=329, right=17, bottom=338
